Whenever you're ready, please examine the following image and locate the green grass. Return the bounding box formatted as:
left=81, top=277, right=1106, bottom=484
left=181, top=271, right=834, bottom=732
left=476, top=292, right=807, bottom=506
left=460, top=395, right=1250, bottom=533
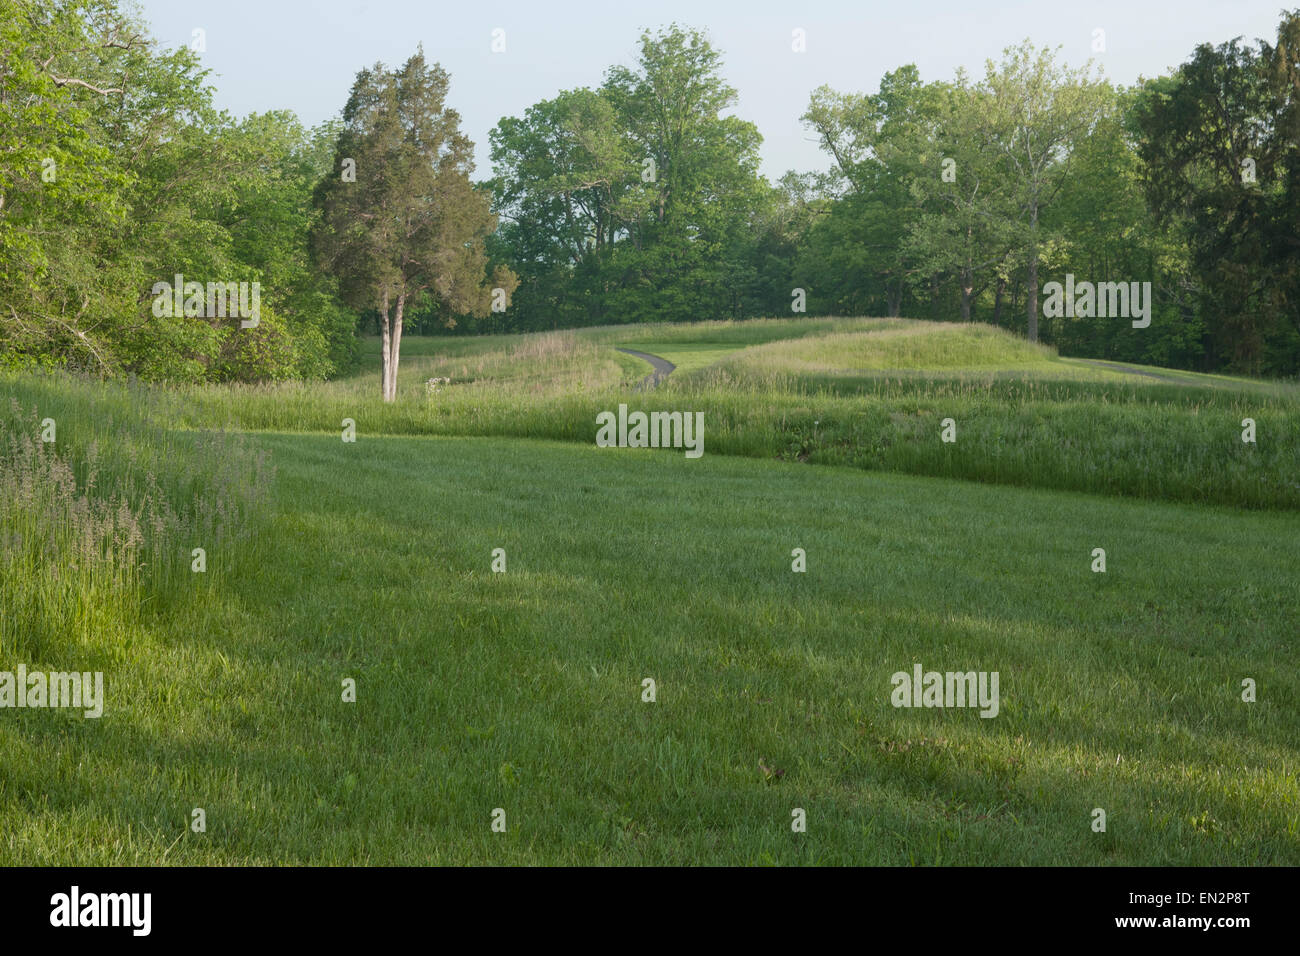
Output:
left=2, top=430, right=1296, bottom=864
left=0, top=378, right=272, bottom=657
left=2, top=315, right=1297, bottom=865
left=102, top=319, right=1300, bottom=509
left=620, top=342, right=740, bottom=374
left=731, top=322, right=1060, bottom=371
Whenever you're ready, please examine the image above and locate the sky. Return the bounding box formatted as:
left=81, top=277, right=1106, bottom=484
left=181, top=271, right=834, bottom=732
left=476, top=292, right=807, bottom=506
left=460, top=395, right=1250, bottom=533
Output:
left=135, top=0, right=1289, bottom=181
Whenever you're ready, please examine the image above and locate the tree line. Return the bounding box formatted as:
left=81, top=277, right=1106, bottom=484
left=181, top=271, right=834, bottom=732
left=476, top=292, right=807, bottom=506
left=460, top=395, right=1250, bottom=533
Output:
left=2, top=1, right=1298, bottom=393
left=485, top=16, right=1300, bottom=378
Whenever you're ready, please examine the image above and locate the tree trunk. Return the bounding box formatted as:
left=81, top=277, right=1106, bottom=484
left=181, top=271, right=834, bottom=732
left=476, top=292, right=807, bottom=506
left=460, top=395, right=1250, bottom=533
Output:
left=960, top=269, right=973, bottom=322
left=1026, top=206, right=1039, bottom=342
left=379, top=289, right=393, bottom=402
left=993, top=275, right=1005, bottom=326
left=390, top=292, right=406, bottom=402
left=887, top=280, right=901, bottom=318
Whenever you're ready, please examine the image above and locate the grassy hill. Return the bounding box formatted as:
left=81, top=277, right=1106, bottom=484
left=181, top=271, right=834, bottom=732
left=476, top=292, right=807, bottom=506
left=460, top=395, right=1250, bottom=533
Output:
left=61, top=318, right=1300, bottom=509
left=2, top=317, right=1297, bottom=864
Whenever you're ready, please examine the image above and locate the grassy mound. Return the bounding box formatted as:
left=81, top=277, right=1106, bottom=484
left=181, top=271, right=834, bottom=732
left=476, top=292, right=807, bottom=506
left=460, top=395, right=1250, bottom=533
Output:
left=726, top=322, right=1059, bottom=373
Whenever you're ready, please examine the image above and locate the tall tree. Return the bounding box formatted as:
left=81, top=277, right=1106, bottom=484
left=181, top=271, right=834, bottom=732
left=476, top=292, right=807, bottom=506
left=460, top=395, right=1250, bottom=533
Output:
left=600, top=25, right=765, bottom=322
left=1046, top=89, right=1202, bottom=368
left=1133, top=11, right=1300, bottom=374
left=801, top=67, right=947, bottom=317
left=896, top=76, right=1019, bottom=322
left=981, top=43, right=1111, bottom=342
left=488, top=87, right=648, bottom=328
left=313, top=50, right=513, bottom=400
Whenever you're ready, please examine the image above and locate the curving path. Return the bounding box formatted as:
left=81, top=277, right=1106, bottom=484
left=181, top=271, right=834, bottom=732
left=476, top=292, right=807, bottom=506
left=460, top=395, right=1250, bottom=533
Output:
left=1068, top=358, right=1188, bottom=384
left=616, top=347, right=676, bottom=390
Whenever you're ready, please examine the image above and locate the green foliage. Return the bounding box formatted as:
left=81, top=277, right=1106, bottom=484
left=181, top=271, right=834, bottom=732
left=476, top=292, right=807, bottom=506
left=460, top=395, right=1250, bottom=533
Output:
left=0, top=0, right=360, bottom=383
left=312, top=48, right=513, bottom=400
left=1132, top=10, right=1300, bottom=376
left=800, top=67, right=942, bottom=317
left=485, top=25, right=775, bottom=330
left=7, top=6, right=1300, bottom=377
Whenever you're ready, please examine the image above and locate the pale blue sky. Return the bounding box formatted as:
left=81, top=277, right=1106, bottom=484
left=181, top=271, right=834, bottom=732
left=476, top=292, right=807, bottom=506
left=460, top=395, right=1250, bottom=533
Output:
left=135, top=0, right=1289, bottom=180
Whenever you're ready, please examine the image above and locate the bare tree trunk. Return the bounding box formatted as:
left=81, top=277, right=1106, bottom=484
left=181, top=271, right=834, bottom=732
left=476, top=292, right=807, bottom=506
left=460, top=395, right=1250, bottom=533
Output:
left=1026, top=207, right=1040, bottom=342
left=887, top=280, right=901, bottom=318
left=390, top=291, right=406, bottom=402
left=993, top=275, right=1005, bottom=326
left=960, top=269, right=973, bottom=322
left=380, top=288, right=393, bottom=402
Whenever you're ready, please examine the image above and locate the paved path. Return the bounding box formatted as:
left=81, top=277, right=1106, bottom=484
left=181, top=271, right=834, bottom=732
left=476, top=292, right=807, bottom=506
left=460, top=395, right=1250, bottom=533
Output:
left=616, top=348, right=676, bottom=390
left=1069, top=358, right=1186, bottom=384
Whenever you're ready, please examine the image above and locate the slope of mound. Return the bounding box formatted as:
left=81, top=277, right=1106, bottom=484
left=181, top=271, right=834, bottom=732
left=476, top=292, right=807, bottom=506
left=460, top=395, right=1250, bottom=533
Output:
left=727, top=322, right=1059, bottom=375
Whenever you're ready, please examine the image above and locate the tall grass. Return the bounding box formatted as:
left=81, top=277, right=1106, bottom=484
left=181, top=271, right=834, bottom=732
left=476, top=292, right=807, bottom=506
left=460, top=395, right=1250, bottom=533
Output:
left=0, top=373, right=275, bottom=661
left=140, top=322, right=1300, bottom=510
left=9, top=321, right=1297, bottom=514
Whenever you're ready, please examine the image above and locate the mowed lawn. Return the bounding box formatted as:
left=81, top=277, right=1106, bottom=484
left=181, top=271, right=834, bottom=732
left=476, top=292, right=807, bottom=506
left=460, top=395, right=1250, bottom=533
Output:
left=4, top=431, right=1296, bottom=864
